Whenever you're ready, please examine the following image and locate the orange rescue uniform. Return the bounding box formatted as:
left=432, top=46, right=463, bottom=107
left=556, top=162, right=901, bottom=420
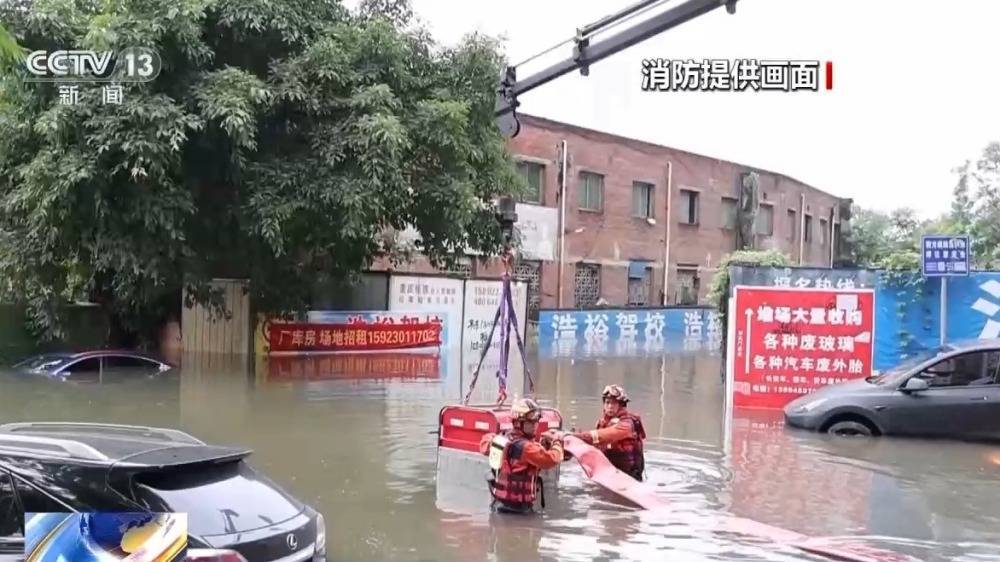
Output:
left=573, top=411, right=646, bottom=480
left=479, top=431, right=563, bottom=513
left=478, top=432, right=563, bottom=469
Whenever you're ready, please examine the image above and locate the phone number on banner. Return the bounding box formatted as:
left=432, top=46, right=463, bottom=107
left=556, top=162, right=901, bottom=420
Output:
left=267, top=322, right=442, bottom=353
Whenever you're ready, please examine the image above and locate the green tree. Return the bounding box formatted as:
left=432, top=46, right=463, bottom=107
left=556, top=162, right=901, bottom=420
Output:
left=0, top=0, right=521, bottom=346
left=949, top=159, right=975, bottom=233
left=970, top=141, right=1000, bottom=269
left=847, top=206, right=892, bottom=267
left=0, top=25, right=24, bottom=64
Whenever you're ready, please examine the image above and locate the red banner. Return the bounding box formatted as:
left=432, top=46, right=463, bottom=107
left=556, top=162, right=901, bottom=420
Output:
left=267, top=353, right=441, bottom=380
left=731, top=287, right=875, bottom=409
left=267, top=321, right=442, bottom=353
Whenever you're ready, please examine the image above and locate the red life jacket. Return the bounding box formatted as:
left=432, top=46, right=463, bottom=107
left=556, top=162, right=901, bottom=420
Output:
left=596, top=411, right=646, bottom=481
left=488, top=433, right=542, bottom=512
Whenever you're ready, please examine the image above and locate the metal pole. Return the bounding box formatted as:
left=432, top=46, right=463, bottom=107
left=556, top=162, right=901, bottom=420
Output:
left=798, top=194, right=805, bottom=264
left=662, top=161, right=673, bottom=305
left=579, top=0, right=666, bottom=37
left=829, top=205, right=837, bottom=267
left=495, top=0, right=735, bottom=117
left=558, top=140, right=568, bottom=308
left=940, top=277, right=948, bottom=347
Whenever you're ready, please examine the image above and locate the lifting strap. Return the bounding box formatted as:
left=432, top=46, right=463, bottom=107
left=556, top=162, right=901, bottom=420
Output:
left=462, top=272, right=536, bottom=406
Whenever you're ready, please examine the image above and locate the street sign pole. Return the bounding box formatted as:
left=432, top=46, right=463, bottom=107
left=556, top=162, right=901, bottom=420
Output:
left=921, top=234, right=970, bottom=348
left=940, top=277, right=947, bottom=347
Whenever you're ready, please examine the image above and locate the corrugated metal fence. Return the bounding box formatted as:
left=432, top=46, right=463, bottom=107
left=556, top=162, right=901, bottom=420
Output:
left=181, top=279, right=251, bottom=355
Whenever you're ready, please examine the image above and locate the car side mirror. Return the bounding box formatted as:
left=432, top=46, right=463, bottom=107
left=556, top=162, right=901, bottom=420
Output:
left=902, top=378, right=929, bottom=393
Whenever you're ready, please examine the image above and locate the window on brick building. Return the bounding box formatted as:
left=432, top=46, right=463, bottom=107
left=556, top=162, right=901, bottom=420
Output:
left=574, top=263, right=601, bottom=307
left=578, top=172, right=604, bottom=212
left=820, top=218, right=829, bottom=247
left=804, top=215, right=813, bottom=243
left=626, top=261, right=652, bottom=306
left=676, top=267, right=700, bottom=305
left=631, top=181, right=654, bottom=218
left=678, top=189, right=699, bottom=225
left=787, top=209, right=797, bottom=241
left=516, top=160, right=544, bottom=204
left=721, top=197, right=737, bottom=230
left=756, top=204, right=774, bottom=237
left=514, top=259, right=542, bottom=320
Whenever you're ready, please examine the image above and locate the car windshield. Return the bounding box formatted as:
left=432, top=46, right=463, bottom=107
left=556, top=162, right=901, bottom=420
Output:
left=866, top=348, right=943, bottom=385
left=13, top=355, right=72, bottom=372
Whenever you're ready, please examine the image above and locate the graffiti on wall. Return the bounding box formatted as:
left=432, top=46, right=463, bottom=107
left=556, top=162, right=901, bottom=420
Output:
left=538, top=307, right=722, bottom=358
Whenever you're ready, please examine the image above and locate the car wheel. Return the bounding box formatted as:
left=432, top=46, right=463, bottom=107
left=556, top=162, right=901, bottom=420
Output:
left=826, top=420, right=874, bottom=437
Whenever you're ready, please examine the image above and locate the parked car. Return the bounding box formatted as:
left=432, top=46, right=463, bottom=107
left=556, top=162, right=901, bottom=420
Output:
left=0, top=422, right=326, bottom=561
left=784, top=338, right=1000, bottom=440
left=12, top=350, right=172, bottom=380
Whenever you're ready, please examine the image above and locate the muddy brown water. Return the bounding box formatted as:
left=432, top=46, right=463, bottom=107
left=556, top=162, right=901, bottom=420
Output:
left=1, top=350, right=998, bottom=561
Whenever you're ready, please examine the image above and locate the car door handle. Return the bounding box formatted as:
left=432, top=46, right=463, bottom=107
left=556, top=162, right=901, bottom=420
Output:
left=970, top=396, right=989, bottom=401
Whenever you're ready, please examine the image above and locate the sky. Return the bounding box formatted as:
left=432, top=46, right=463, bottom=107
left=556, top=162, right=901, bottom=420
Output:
left=347, top=0, right=1000, bottom=219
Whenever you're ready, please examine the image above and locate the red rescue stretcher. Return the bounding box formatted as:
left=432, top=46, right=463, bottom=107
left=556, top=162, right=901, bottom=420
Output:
left=438, top=404, right=563, bottom=453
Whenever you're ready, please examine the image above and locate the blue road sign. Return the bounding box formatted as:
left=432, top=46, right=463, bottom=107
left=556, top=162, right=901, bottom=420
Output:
left=921, top=235, right=971, bottom=277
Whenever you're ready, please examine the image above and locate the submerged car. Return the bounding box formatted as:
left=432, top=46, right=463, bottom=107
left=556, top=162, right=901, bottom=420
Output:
left=784, top=338, right=1000, bottom=440
left=12, top=350, right=172, bottom=379
left=0, top=422, right=326, bottom=561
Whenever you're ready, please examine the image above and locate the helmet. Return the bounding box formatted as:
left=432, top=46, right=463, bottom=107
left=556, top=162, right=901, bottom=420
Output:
left=602, top=384, right=629, bottom=404
left=510, top=398, right=542, bottom=422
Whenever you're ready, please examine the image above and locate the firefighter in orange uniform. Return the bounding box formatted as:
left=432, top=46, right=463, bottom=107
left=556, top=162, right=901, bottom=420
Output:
left=479, top=398, right=565, bottom=514
left=572, top=384, right=647, bottom=481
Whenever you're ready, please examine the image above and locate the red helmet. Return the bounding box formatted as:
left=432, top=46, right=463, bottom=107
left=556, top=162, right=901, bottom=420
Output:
left=602, top=384, right=629, bottom=405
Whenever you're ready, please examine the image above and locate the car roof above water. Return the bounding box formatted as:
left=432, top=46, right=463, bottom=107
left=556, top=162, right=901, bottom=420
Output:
left=15, top=349, right=168, bottom=366
left=0, top=422, right=248, bottom=466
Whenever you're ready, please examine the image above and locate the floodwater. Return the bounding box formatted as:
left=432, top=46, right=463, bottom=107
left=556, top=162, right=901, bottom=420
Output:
left=1, top=349, right=1000, bottom=562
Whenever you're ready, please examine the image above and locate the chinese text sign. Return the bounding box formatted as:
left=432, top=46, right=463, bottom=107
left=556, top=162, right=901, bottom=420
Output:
left=267, top=321, right=442, bottom=353
left=921, top=235, right=970, bottom=276
left=731, top=287, right=875, bottom=409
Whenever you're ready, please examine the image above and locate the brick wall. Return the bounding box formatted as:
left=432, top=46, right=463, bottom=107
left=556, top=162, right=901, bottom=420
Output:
left=508, top=115, right=844, bottom=308
left=373, top=114, right=845, bottom=310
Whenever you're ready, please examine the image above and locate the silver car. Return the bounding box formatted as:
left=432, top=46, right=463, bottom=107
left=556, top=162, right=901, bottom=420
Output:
left=784, top=338, right=1000, bottom=440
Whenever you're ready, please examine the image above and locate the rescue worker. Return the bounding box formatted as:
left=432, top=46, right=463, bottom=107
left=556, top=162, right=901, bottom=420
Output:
left=479, top=398, right=565, bottom=514
left=571, top=384, right=646, bottom=481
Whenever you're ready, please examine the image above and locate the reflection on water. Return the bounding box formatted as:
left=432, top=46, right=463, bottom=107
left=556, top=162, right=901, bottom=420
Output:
left=0, top=349, right=998, bottom=561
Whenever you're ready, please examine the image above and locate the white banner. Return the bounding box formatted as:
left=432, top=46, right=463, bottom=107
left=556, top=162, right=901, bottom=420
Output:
left=390, top=204, right=557, bottom=261
left=388, top=276, right=465, bottom=349
left=515, top=203, right=558, bottom=261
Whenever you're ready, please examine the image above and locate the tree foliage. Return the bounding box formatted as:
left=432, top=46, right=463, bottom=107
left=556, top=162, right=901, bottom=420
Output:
left=0, top=24, right=25, bottom=65
left=849, top=140, right=1000, bottom=272
left=0, top=0, right=520, bottom=345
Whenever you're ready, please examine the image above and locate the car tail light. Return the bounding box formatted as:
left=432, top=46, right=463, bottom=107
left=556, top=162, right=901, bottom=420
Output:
left=185, top=549, right=249, bottom=562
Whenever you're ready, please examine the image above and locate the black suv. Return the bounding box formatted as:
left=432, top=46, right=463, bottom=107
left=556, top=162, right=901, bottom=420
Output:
left=0, top=422, right=326, bottom=561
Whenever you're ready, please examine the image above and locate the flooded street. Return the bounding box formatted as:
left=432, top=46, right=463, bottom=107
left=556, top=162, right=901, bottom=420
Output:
left=2, top=350, right=999, bottom=561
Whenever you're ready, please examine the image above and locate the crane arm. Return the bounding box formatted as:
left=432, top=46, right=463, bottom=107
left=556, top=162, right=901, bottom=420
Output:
left=496, top=0, right=739, bottom=137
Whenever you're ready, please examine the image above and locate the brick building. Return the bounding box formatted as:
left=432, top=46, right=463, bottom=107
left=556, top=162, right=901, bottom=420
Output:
left=373, top=114, right=848, bottom=318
